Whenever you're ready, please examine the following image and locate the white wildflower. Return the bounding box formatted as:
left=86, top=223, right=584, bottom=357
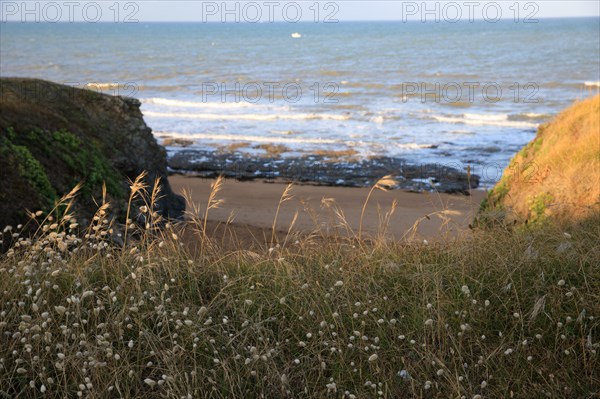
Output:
left=144, top=378, right=156, bottom=387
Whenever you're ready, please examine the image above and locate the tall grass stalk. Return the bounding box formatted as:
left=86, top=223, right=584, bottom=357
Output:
left=358, top=175, right=397, bottom=240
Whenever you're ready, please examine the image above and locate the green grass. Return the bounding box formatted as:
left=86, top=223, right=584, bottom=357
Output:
left=1, top=127, right=125, bottom=210
left=528, top=192, right=555, bottom=224
left=0, top=178, right=598, bottom=399
left=0, top=132, right=57, bottom=208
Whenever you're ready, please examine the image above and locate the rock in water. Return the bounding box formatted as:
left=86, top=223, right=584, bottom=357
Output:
left=0, top=78, right=184, bottom=228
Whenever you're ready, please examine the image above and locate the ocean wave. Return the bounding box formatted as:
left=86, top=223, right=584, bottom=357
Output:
left=85, top=82, right=117, bottom=89
left=332, top=104, right=368, bottom=111
left=144, top=111, right=350, bottom=121
left=395, top=143, right=437, bottom=149
left=370, top=115, right=385, bottom=124
left=83, top=82, right=141, bottom=95
left=156, top=132, right=435, bottom=151
left=155, top=132, right=338, bottom=145
left=319, top=70, right=346, bottom=77
left=543, top=81, right=600, bottom=89
left=142, top=97, right=267, bottom=109
left=464, top=113, right=510, bottom=122
left=432, top=113, right=538, bottom=128
left=269, top=130, right=297, bottom=135
left=440, top=101, right=473, bottom=108
left=511, top=112, right=552, bottom=121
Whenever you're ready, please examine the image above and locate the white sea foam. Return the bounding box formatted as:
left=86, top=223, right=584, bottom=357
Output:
left=432, top=113, right=538, bottom=129
left=468, top=113, right=510, bottom=121
left=144, top=111, right=350, bottom=121
left=155, top=132, right=339, bottom=145
left=370, top=115, right=385, bottom=124
left=393, top=143, right=437, bottom=150
left=584, top=81, right=600, bottom=87
left=156, top=132, right=434, bottom=151
left=142, top=97, right=265, bottom=109
left=85, top=82, right=121, bottom=89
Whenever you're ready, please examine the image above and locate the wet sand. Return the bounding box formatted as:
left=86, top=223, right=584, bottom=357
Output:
left=169, top=175, right=487, bottom=246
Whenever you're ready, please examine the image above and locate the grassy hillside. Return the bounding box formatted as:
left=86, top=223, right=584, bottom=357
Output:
left=0, top=176, right=598, bottom=398
left=480, top=95, right=600, bottom=225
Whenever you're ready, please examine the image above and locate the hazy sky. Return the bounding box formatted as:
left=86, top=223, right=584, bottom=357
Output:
left=153, top=1, right=600, bottom=22
left=1, top=1, right=599, bottom=22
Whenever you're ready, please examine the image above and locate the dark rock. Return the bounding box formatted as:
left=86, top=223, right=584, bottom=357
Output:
left=0, top=78, right=184, bottom=228
left=168, top=150, right=479, bottom=194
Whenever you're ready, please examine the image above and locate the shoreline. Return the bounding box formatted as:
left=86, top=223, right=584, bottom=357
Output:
left=167, top=150, right=481, bottom=194
left=168, top=174, right=487, bottom=244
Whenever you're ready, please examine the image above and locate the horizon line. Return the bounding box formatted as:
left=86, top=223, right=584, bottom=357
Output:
left=2, top=15, right=598, bottom=23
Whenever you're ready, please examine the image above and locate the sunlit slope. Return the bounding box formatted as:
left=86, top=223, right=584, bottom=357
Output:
left=481, top=95, right=600, bottom=224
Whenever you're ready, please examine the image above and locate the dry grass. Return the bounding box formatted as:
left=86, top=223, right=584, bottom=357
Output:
left=488, top=95, right=600, bottom=223
left=0, top=175, right=599, bottom=398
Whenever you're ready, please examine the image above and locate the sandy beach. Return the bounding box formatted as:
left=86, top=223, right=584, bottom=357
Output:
left=169, top=175, right=487, bottom=245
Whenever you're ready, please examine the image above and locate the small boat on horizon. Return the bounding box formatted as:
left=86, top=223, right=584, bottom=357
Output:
left=291, top=32, right=302, bottom=39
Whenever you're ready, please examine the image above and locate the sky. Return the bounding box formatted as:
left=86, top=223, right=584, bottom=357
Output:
left=1, top=1, right=599, bottom=22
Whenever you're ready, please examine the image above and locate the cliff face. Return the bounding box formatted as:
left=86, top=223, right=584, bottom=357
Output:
left=0, top=78, right=184, bottom=227
left=480, top=95, right=600, bottom=225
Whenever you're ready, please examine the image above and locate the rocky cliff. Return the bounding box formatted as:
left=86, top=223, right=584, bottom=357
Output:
left=479, top=95, right=599, bottom=225
left=0, top=78, right=184, bottom=228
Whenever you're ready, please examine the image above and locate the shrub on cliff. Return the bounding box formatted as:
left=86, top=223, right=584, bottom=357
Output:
left=1, top=127, right=124, bottom=218
left=0, top=78, right=184, bottom=228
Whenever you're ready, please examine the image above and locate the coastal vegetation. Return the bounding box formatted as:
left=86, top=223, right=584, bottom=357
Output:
left=479, top=94, right=600, bottom=225
left=0, top=78, right=185, bottom=230
left=0, top=91, right=598, bottom=397
left=0, top=172, right=598, bottom=398
left=1, top=127, right=124, bottom=215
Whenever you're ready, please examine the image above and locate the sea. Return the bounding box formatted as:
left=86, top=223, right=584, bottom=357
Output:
left=1, top=18, right=599, bottom=184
